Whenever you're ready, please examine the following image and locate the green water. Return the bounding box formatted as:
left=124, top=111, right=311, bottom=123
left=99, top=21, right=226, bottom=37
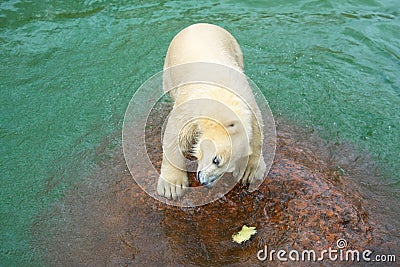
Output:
left=1, top=0, right=399, bottom=265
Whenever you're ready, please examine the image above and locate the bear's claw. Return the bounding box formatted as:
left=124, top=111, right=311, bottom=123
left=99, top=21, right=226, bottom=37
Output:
left=157, top=173, right=188, bottom=200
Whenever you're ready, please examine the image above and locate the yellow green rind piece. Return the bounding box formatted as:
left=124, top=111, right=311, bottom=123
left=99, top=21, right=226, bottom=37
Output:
left=232, top=225, right=257, bottom=244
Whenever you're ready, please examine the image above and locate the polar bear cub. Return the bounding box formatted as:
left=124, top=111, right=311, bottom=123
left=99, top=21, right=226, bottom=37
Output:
left=157, top=23, right=266, bottom=200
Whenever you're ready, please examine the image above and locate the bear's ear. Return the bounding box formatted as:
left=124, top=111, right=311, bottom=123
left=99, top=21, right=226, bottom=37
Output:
left=225, top=120, right=239, bottom=134
left=178, top=121, right=199, bottom=155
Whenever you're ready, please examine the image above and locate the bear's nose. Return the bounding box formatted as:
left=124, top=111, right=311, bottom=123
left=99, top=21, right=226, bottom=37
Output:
left=197, top=171, right=209, bottom=186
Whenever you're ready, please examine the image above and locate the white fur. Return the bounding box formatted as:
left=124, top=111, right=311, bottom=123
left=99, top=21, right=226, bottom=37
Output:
left=157, top=23, right=266, bottom=200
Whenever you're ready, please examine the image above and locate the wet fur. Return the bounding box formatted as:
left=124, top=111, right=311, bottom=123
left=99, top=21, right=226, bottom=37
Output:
left=157, top=23, right=266, bottom=200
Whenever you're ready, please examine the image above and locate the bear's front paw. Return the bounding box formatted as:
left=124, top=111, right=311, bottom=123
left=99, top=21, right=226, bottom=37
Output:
left=240, top=157, right=266, bottom=190
left=233, top=161, right=246, bottom=182
left=157, top=170, right=189, bottom=200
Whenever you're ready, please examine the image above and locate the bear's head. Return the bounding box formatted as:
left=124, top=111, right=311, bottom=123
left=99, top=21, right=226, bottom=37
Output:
left=177, top=89, right=254, bottom=187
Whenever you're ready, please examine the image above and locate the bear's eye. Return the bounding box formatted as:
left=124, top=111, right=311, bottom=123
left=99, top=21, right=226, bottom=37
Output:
left=212, top=156, right=220, bottom=166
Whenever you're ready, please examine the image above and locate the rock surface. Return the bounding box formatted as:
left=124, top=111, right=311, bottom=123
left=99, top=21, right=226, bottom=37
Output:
left=35, top=106, right=399, bottom=266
